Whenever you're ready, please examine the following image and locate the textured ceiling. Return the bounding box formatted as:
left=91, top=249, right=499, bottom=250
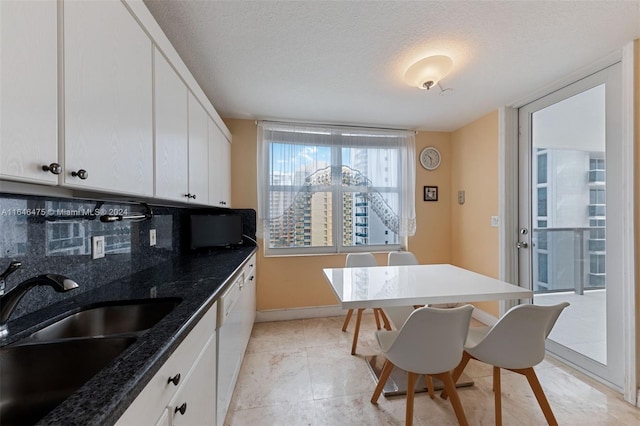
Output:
left=144, top=0, right=640, bottom=131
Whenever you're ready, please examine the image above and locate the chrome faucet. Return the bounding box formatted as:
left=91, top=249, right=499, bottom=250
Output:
left=0, top=261, right=22, bottom=296
left=0, top=261, right=79, bottom=338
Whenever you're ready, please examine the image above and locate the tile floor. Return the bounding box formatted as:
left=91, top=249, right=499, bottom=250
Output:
left=224, top=313, right=640, bottom=425
left=536, top=290, right=606, bottom=364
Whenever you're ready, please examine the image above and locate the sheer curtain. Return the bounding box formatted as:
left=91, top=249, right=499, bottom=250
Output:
left=257, top=121, right=416, bottom=249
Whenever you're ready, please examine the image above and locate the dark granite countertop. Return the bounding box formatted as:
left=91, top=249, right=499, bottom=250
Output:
left=1, top=246, right=257, bottom=426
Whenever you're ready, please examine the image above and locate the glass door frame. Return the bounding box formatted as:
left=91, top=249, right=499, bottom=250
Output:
left=519, top=63, right=622, bottom=390
left=497, top=44, right=636, bottom=404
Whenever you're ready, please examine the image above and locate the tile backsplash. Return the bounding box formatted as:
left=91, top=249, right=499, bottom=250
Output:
left=0, top=193, right=255, bottom=320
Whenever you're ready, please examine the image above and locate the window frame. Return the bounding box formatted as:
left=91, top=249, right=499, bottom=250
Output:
left=260, top=125, right=411, bottom=256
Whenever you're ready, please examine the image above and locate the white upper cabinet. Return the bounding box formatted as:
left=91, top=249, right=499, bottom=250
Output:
left=0, top=0, right=58, bottom=184
left=187, top=93, right=209, bottom=204
left=63, top=0, right=153, bottom=196
left=154, top=48, right=189, bottom=202
left=208, top=119, right=231, bottom=208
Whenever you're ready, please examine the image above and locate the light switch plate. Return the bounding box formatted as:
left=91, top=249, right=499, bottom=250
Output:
left=458, top=190, right=465, bottom=204
left=91, top=236, right=105, bottom=259
left=149, top=229, right=157, bottom=246
left=491, top=216, right=500, bottom=227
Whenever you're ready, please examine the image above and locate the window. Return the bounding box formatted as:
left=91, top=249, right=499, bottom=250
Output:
left=537, top=187, right=547, bottom=217
left=257, top=122, right=415, bottom=255
left=538, top=253, right=549, bottom=284
left=537, top=152, right=547, bottom=184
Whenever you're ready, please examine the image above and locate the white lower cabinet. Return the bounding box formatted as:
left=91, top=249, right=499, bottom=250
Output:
left=217, top=254, right=257, bottom=425
left=117, top=302, right=217, bottom=426
left=169, top=337, right=216, bottom=425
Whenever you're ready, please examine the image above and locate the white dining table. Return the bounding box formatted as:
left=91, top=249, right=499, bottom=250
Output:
left=322, top=263, right=533, bottom=396
left=323, top=263, right=532, bottom=309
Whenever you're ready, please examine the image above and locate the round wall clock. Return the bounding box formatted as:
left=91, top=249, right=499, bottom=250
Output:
left=419, top=146, right=441, bottom=170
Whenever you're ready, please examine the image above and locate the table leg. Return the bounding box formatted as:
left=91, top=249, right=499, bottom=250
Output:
left=365, top=355, right=474, bottom=396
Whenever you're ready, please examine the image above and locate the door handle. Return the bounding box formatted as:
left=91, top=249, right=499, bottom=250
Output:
left=516, top=241, right=529, bottom=249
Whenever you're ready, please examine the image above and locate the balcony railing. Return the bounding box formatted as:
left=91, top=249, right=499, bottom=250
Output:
left=532, top=227, right=605, bottom=295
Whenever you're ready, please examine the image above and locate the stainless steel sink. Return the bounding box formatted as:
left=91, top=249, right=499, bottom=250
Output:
left=26, top=297, right=181, bottom=340
left=0, top=336, right=137, bottom=425
left=0, top=297, right=181, bottom=424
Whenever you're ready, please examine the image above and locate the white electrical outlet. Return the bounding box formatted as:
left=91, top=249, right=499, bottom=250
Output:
left=91, top=236, right=105, bottom=259
left=491, top=216, right=500, bottom=227
left=149, top=229, right=157, bottom=246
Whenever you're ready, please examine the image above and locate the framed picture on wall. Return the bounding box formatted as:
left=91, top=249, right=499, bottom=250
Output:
left=424, top=186, right=438, bottom=202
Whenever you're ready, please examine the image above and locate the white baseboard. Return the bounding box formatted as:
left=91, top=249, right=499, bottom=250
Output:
left=471, top=307, right=498, bottom=326
left=256, top=305, right=345, bottom=322
left=256, top=304, right=499, bottom=325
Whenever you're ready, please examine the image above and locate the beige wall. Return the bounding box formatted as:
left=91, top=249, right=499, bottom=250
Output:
left=635, top=39, right=640, bottom=384
left=450, top=111, right=501, bottom=317
left=410, top=132, right=452, bottom=264
left=225, top=118, right=452, bottom=311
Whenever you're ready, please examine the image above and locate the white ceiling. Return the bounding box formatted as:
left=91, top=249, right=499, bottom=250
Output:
left=144, top=0, right=640, bottom=132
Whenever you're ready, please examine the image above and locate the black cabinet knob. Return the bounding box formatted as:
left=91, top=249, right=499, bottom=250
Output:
left=71, top=169, right=88, bottom=180
left=42, top=163, right=62, bottom=175
left=167, top=373, right=181, bottom=386
left=174, top=402, right=187, bottom=415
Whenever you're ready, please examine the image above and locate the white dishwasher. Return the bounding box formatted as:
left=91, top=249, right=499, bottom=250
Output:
left=217, top=261, right=254, bottom=426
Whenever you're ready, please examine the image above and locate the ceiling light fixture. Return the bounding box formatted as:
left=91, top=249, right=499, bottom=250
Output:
left=404, top=55, right=453, bottom=90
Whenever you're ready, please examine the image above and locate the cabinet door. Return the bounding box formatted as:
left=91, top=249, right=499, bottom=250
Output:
left=187, top=93, right=208, bottom=204
left=208, top=120, right=231, bottom=208
left=154, top=48, right=188, bottom=202
left=154, top=409, right=170, bottom=426
left=64, top=0, right=153, bottom=196
left=220, top=134, right=232, bottom=207
left=170, top=336, right=216, bottom=426
left=0, top=0, right=58, bottom=184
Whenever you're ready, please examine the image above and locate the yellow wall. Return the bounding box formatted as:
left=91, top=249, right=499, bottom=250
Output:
left=226, top=118, right=452, bottom=310
left=410, top=132, right=452, bottom=264
left=450, top=111, right=501, bottom=317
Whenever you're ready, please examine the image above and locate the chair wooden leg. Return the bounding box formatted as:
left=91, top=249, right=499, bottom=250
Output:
left=371, top=360, right=394, bottom=404
left=351, top=308, right=364, bottom=355
left=341, top=308, right=353, bottom=332
left=373, top=308, right=382, bottom=330
left=441, top=351, right=472, bottom=400
left=516, top=367, right=559, bottom=426
left=425, top=375, right=435, bottom=399
left=493, top=366, right=502, bottom=426
left=435, top=372, right=469, bottom=426
left=406, top=372, right=416, bottom=426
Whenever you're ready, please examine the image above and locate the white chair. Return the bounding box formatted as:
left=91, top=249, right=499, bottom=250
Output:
left=371, top=304, right=474, bottom=426
left=443, top=302, right=570, bottom=426
left=387, top=251, right=419, bottom=266
left=384, top=252, right=420, bottom=329
left=341, top=253, right=390, bottom=354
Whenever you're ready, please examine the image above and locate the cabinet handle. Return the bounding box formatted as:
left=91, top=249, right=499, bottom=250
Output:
left=167, top=373, right=181, bottom=386
left=71, top=169, right=88, bottom=180
left=186, top=193, right=196, bottom=199
left=249, top=275, right=255, bottom=281
left=184, top=193, right=191, bottom=198
left=175, top=402, right=187, bottom=415
left=191, top=194, right=197, bottom=200
left=42, top=163, right=62, bottom=175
